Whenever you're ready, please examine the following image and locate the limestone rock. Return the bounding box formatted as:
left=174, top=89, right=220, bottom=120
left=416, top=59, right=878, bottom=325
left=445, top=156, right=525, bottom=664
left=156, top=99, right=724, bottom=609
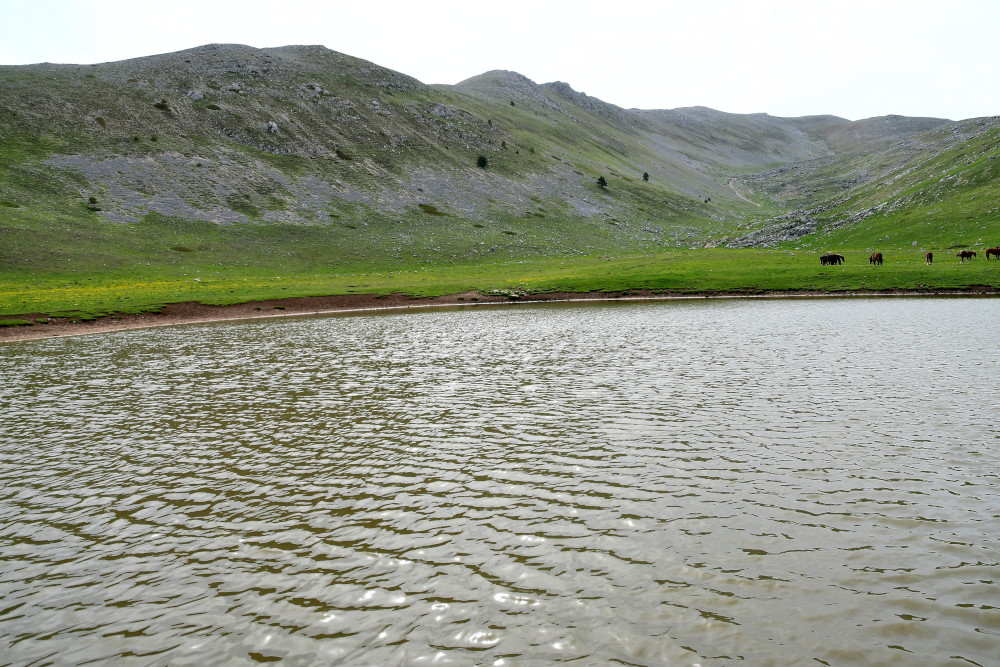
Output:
left=429, top=103, right=453, bottom=119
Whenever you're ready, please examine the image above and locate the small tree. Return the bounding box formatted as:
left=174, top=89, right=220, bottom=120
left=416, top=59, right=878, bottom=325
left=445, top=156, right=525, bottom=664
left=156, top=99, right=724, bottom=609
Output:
left=596, top=175, right=608, bottom=188
left=643, top=172, right=649, bottom=181
left=477, top=155, right=489, bottom=169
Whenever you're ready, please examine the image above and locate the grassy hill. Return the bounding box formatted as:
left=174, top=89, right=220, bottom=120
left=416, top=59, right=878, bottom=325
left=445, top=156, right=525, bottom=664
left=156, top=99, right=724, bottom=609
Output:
left=732, top=117, right=1000, bottom=250
left=1, top=44, right=997, bottom=321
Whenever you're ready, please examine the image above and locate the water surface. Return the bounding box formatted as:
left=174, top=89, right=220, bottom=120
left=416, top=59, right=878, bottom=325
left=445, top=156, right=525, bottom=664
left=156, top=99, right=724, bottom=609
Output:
left=1, top=297, right=999, bottom=665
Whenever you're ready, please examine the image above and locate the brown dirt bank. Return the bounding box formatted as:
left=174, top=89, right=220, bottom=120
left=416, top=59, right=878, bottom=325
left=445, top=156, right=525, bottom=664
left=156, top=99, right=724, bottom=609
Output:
left=2, top=287, right=998, bottom=344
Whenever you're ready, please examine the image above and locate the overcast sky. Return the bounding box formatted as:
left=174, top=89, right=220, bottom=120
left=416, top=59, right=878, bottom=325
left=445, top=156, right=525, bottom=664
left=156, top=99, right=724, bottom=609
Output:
left=1, top=0, right=996, bottom=121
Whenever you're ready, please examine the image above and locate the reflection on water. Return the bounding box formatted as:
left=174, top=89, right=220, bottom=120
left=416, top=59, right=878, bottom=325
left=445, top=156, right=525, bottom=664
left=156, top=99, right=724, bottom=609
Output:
left=1, top=297, right=999, bottom=665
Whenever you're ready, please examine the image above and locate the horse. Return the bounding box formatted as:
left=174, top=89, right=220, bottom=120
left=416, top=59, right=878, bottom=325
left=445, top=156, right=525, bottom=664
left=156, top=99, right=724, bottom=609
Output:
left=957, top=250, right=977, bottom=262
left=925, top=251, right=933, bottom=265
left=820, top=254, right=836, bottom=266
left=986, top=247, right=1000, bottom=260
left=869, top=252, right=883, bottom=265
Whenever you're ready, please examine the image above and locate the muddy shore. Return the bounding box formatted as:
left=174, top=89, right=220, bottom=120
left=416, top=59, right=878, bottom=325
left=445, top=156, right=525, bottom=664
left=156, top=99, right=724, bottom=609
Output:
left=2, top=287, right=997, bottom=344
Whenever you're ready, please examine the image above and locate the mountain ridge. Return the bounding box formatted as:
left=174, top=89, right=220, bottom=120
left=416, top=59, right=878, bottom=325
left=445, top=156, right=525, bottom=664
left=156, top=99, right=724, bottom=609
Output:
left=1, top=42, right=995, bottom=280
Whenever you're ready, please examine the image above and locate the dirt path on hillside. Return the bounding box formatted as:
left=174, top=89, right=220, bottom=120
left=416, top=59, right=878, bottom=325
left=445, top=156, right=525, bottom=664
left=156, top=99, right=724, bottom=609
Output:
left=729, top=178, right=761, bottom=206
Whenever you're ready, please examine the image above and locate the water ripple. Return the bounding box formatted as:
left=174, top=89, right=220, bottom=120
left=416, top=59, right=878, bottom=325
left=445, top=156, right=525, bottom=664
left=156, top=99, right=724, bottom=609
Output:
left=2, top=297, right=999, bottom=665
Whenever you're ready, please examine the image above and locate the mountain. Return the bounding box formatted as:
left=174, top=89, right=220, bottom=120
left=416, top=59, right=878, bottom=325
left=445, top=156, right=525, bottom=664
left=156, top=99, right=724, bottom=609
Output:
left=0, top=43, right=995, bottom=278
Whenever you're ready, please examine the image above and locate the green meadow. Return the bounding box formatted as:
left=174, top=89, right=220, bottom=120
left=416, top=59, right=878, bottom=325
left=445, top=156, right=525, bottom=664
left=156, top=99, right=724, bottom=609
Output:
left=4, top=246, right=998, bottom=322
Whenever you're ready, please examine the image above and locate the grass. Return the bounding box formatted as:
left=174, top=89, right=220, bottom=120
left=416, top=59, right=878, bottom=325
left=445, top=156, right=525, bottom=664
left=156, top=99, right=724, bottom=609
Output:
left=3, top=249, right=997, bottom=321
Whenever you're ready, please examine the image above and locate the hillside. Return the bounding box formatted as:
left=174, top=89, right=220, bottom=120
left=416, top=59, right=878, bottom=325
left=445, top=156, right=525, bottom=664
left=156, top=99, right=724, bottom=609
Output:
left=0, top=43, right=995, bottom=294
left=730, top=116, right=1000, bottom=248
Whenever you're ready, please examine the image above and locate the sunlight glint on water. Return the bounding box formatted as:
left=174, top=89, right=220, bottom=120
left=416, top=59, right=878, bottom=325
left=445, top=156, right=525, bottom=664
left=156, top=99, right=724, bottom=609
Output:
left=1, top=297, right=999, bottom=665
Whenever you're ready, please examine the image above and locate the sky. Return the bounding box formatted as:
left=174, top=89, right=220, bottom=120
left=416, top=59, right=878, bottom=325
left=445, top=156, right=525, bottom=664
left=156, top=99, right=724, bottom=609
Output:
left=1, top=0, right=997, bottom=121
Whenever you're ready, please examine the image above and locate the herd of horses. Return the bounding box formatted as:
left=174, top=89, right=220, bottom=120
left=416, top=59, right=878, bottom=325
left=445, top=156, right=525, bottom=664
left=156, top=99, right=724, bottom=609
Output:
left=820, top=248, right=1000, bottom=265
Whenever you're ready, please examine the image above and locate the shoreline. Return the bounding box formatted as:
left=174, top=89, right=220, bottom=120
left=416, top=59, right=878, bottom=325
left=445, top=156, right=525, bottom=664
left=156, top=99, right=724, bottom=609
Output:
left=2, top=287, right=998, bottom=344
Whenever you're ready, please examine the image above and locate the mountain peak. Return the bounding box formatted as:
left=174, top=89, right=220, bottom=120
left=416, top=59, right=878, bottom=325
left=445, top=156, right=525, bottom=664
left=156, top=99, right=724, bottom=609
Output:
left=456, top=70, right=538, bottom=89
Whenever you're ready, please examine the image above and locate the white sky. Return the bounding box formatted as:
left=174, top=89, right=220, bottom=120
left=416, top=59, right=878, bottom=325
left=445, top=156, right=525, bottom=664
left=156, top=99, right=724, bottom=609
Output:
left=1, top=0, right=997, bottom=121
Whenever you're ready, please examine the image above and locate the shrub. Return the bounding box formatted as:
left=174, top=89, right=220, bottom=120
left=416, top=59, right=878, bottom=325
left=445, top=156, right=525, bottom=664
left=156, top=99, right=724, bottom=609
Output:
left=418, top=204, right=448, bottom=216
left=477, top=155, right=489, bottom=169
left=597, top=175, right=608, bottom=188
left=643, top=172, right=649, bottom=181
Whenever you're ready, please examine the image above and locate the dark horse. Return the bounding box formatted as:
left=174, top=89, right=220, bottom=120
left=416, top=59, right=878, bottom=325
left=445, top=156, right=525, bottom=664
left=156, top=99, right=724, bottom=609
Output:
left=986, top=247, right=1000, bottom=260
left=869, top=252, right=883, bottom=265
left=925, top=251, right=933, bottom=265
left=957, top=250, right=977, bottom=262
left=821, top=253, right=845, bottom=266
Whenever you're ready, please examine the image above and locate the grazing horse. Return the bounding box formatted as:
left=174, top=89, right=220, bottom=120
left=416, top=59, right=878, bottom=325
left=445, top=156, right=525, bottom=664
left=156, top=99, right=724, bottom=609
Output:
left=869, top=252, right=883, bottom=265
left=986, top=247, right=1000, bottom=260
left=957, top=250, right=977, bottom=262
left=925, top=251, right=933, bottom=265
left=820, top=254, right=837, bottom=266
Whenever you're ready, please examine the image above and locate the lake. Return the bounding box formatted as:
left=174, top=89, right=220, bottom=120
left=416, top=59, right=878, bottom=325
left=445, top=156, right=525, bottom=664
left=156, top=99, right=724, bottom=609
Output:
left=1, top=297, right=998, bottom=665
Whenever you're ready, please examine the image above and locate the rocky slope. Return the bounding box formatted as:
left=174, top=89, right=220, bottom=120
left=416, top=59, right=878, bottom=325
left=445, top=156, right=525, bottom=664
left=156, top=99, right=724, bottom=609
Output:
left=1, top=42, right=990, bottom=262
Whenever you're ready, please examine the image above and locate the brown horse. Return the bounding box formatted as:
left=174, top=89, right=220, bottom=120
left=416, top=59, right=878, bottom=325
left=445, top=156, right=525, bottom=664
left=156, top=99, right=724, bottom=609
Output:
left=925, top=251, right=933, bottom=265
left=957, top=250, right=977, bottom=262
left=821, top=253, right=845, bottom=266
left=869, top=252, right=883, bottom=265
left=986, top=247, right=1000, bottom=260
